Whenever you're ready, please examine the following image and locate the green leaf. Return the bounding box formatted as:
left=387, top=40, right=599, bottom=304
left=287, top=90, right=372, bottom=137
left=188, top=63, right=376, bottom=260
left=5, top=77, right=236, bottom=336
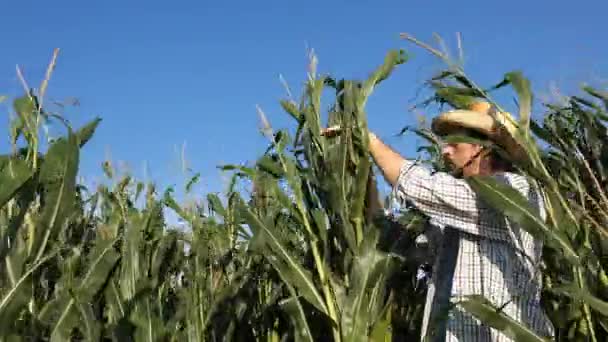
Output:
left=343, top=229, right=393, bottom=341
left=457, top=295, right=551, bottom=342
left=359, top=50, right=407, bottom=108
left=281, top=99, right=302, bottom=122
left=529, top=120, right=555, bottom=146
left=505, top=71, right=532, bottom=132
left=467, top=175, right=579, bottom=264
left=582, top=86, right=608, bottom=110
left=546, top=193, right=578, bottom=243
left=39, top=240, right=119, bottom=341
left=75, top=117, right=101, bottom=148
left=217, top=164, right=256, bottom=178
left=131, top=298, right=163, bottom=342
left=256, top=155, right=284, bottom=178
left=74, top=299, right=102, bottom=342
left=553, top=285, right=608, bottom=316
left=369, top=303, right=392, bottom=342
left=185, top=172, right=201, bottom=193
left=30, top=131, right=79, bottom=262
left=240, top=202, right=328, bottom=315
left=78, top=239, right=121, bottom=298
left=207, top=193, right=226, bottom=217
left=13, top=95, right=36, bottom=132
left=0, top=157, right=33, bottom=208
left=349, top=159, right=371, bottom=246
left=149, top=232, right=179, bottom=282
left=0, top=251, right=32, bottom=336
left=0, top=251, right=58, bottom=325
left=280, top=295, right=314, bottom=342
left=435, top=87, right=481, bottom=109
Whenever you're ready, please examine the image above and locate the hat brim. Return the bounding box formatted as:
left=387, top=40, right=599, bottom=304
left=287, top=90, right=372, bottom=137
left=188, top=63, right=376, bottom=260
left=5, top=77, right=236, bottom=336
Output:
left=431, top=109, right=527, bottom=163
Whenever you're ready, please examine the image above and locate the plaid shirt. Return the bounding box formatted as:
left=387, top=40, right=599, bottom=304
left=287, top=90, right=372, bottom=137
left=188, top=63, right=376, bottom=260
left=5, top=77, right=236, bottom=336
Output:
left=391, top=160, right=555, bottom=341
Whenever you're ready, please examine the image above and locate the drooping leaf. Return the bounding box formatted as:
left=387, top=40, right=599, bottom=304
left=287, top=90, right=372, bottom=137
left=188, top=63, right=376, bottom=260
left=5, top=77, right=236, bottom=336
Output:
left=457, top=295, right=551, bottom=342
left=240, top=201, right=328, bottom=315
left=256, top=155, right=284, bottom=178
left=13, top=95, right=36, bottom=134
left=553, top=285, right=608, bottom=317
left=583, top=86, right=608, bottom=111
left=369, top=302, right=392, bottom=342
left=435, top=87, right=481, bottom=109
left=74, top=300, right=102, bottom=342
left=30, top=131, right=79, bottom=262
left=75, top=117, right=101, bottom=148
left=0, top=251, right=58, bottom=328
left=185, top=172, right=201, bottom=193
left=467, top=175, right=579, bottom=264
left=359, top=50, right=408, bottom=108
left=280, top=296, right=315, bottom=342
left=39, top=240, right=119, bottom=341
left=207, top=193, right=226, bottom=217
left=149, top=231, right=179, bottom=283
left=505, top=71, right=532, bottom=132
left=343, top=229, right=393, bottom=341
left=281, top=99, right=302, bottom=122
left=0, top=156, right=33, bottom=208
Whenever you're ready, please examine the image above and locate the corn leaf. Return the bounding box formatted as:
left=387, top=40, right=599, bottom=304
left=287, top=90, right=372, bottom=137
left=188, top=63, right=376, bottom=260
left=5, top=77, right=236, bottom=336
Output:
left=280, top=296, right=315, bottom=342
left=31, top=131, right=79, bottom=262
left=281, top=99, right=302, bottom=122
left=553, top=285, right=608, bottom=316
left=13, top=95, right=36, bottom=138
left=40, top=239, right=119, bottom=341
left=467, top=175, right=579, bottom=264
left=505, top=71, right=532, bottom=132
left=0, top=157, right=33, bottom=208
left=207, top=193, right=226, bottom=217
left=359, top=50, right=407, bottom=108
left=343, top=230, right=393, bottom=341
left=583, top=86, right=608, bottom=110
left=457, top=295, right=551, bottom=342
left=74, top=299, right=102, bottom=342
left=241, top=202, right=328, bottom=315
left=369, top=302, right=392, bottom=342
left=0, top=251, right=58, bottom=330
left=75, top=117, right=102, bottom=148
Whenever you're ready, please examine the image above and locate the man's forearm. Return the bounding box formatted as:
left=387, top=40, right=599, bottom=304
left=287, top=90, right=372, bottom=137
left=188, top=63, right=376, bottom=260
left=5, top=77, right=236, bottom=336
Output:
left=368, top=132, right=406, bottom=187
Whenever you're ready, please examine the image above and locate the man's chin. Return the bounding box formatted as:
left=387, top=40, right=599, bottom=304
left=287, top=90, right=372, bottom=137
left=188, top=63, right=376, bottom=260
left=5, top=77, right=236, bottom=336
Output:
left=443, top=161, right=457, bottom=171
left=445, top=164, right=465, bottom=178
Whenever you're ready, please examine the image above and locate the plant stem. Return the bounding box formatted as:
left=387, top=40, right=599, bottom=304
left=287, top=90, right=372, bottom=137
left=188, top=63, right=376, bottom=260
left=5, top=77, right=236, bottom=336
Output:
left=575, top=267, right=597, bottom=342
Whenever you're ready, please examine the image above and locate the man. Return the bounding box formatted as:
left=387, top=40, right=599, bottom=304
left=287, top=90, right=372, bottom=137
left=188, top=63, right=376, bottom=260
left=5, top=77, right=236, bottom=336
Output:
left=326, top=101, right=555, bottom=340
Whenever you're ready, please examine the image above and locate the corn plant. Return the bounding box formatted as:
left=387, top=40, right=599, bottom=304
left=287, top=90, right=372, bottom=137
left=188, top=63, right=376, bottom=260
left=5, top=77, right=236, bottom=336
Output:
left=218, top=48, right=434, bottom=341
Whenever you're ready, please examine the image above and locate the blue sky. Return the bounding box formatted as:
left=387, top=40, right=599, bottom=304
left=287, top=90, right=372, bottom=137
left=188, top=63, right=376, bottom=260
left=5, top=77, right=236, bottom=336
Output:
left=0, top=0, right=606, bottom=201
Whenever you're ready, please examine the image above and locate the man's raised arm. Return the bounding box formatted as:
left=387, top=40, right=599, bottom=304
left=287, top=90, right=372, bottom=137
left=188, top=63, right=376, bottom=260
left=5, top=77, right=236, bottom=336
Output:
left=367, top=132, right=406, bottom=187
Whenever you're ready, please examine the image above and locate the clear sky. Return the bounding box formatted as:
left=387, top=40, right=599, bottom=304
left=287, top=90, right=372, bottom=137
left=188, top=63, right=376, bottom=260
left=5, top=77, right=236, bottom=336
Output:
left=0, top=0, right=606, bottom=201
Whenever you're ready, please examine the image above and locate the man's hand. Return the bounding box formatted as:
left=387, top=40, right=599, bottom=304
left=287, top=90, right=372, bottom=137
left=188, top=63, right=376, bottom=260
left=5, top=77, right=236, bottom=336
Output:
left=320, top=125, right=377, bottom=142
left=320, top=125, right=343, bottom=138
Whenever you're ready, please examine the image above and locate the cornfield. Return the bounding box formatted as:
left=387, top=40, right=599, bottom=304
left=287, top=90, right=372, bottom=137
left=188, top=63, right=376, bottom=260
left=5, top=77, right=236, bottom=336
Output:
left=1, top=34, right=608, bottom=341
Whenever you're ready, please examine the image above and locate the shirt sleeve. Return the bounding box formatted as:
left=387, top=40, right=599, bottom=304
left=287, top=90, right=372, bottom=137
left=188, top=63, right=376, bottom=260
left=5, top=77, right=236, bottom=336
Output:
left=390, top=159, right=517, bottom=243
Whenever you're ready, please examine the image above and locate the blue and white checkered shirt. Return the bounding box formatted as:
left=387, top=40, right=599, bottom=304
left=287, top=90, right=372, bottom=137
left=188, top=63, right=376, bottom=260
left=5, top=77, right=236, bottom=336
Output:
left=391, top=159, right=555, bottom=341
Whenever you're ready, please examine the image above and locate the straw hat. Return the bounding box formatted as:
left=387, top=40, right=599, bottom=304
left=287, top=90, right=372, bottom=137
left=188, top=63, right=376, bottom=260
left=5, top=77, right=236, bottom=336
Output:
left=431, top=101, right=527, bottom=163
